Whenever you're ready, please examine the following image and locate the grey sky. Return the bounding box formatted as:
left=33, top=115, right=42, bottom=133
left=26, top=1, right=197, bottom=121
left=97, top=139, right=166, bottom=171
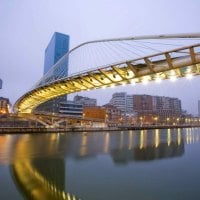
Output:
left=0, top=0, right=200, bottom=114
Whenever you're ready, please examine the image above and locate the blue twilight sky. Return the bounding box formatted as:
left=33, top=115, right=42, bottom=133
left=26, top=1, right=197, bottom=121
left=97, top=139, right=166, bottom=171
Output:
left=0, top=0, right=200, bottom=114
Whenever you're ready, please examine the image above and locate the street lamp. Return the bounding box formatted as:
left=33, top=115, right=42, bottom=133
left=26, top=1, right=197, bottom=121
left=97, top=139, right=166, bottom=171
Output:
left=139, top=116, right=143, bottom=126
left=154, top=116, right=158, bottom=126
left=166, top=117, right=170, bottom=125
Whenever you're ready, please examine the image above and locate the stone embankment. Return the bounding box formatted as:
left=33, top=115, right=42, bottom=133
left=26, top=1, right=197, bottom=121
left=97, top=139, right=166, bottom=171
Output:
left=0, top=124, right=199, bottom=134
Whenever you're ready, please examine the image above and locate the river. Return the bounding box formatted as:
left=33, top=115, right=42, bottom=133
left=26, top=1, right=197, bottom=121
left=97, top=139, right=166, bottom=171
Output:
left=0, top=128, right=200, bottom=200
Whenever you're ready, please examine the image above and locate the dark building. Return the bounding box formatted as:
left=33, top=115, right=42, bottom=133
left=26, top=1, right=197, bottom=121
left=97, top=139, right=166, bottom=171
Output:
left=73, top=95, right=97, bottom=107
left=0, top=79, right=2, bottom=89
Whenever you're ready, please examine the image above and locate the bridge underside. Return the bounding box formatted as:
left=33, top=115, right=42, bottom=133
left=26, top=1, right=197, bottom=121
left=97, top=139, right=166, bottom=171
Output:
left=14, top=41, right=200, bottom=113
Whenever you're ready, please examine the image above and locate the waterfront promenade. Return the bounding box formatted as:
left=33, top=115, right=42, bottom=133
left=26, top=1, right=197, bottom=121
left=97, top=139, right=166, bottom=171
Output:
left=0, top=124, right=199, bottom=134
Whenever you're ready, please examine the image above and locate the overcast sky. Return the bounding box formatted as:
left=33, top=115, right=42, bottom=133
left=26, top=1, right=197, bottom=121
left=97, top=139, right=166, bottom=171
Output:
left=0, top=0, right=200, bottom=114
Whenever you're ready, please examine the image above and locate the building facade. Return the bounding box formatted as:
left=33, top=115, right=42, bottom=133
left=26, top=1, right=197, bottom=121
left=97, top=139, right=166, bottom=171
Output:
left=36, top=32, right=70, bottom=113
left=73, top=95, right=97, bottom=107
left=83, top=106, right=106, bottom=120
left=103, top=104, right=122, bottom=126
left=109, top=92, right=134, bottom=114
left=109, top=92, right=182, bottom=124
left=0, top=97, right=10, bottom=114
left=43, top=32, right=70, bottom=75
left=59, top=101, right=83, bottom=117
left=133, top=95, right=182, bottom=124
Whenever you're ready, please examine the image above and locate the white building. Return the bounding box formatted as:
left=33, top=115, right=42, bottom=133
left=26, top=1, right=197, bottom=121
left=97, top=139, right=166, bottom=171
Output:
left=110, top=92, right=134, bottom=114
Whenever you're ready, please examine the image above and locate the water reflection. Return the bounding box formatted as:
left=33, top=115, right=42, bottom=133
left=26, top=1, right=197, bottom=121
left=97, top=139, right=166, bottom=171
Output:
left=185, top=128, right=200, bottom=144
left=111, top=129, right=184, bottom=164
left=0, top=128, right=200, bottom=199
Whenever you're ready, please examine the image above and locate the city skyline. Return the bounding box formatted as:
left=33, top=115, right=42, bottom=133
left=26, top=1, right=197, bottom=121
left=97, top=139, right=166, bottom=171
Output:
left=1, top=0, right=200, bottom=114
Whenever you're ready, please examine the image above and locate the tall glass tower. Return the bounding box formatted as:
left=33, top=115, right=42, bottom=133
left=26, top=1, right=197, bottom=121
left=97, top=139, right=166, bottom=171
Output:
left=36, top=32, right=70, bottom=113
left=43, top=32, right=70, bottom=75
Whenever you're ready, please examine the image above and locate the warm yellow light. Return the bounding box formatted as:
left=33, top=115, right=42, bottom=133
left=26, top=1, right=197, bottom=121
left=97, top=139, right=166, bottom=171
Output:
left=186, top=73, right=193, bottom=79
left=127, top=70, right=134, bottom=78
left=62, top=192, right=66, bottom=199
left=122, top=82, right=126, bottom=86
left=140, top=130, right=144, bottom=149
left=155, top=129, right=160, bottom=148
left=186, top=68, right=191, bottom=73
left=61, top=85, right=67, bottom=89
left=111, top=84, right=115, bottom=88
left=142, top=76, right=151, bottom=85
left=167, top=129, right=171, bottom=146
left=131, top=80, right=136, bottom=85
left=142, top=79, right=149, bottom=85
left=170, top=76, right=177, bottom=82
left=177, top=129, right=181, bottom=145
left=155, top=77, right=162, bottom=83
left=128, top=131, right=133, bottom=150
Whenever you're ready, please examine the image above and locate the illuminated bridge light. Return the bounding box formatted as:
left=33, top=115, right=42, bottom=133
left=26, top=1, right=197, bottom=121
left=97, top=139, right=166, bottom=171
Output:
left=186, top=73, right=193, bottom=79
left=111, top=84, right=115, bottom=88
left=67, top=193, right=71, bottom=200
left=155, top=76, right=162, bottom=83
left=142, top=79, right=148, bottom=85
left=131, top=79, right=136, bottom=85
left=170, top=75, right=177, bottom=82
left=142, top=76, right=150, bottom=85
left=122, top=82, right=126, bottom=86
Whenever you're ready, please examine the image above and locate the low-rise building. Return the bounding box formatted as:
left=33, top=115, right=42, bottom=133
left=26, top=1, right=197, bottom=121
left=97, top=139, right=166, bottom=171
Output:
left=83, top=106, right=107, bottom=127
left=103, top=104, right=122, bottom=126
left=73, top=95, right=97, bottom=107
left=83, top=106, right=106, bottom=120
left=133, top=94, right=182, bottom=124
left=59, top=100, right=83, bottom=117
left=0, top=97, right=10, bottom=114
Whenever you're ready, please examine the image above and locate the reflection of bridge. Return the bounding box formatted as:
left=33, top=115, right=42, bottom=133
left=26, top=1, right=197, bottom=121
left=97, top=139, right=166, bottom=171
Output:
left=10, top=135, right=80, bottom=200
left=14, top=33, right=200, bottom=113
left=4, top=128, right=200, bottom=199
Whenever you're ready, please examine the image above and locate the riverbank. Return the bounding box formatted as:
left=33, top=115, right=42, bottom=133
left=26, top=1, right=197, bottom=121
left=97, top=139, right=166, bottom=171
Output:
left=0, top=124, right=200, bottom=134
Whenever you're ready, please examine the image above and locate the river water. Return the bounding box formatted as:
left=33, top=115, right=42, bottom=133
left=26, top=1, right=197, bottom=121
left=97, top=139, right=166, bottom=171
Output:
left=0, top=128, right=200, bottom=200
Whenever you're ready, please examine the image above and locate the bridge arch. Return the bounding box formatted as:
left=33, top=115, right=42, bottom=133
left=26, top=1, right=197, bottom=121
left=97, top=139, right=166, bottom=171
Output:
left=14, top=33, right=200, bottom=113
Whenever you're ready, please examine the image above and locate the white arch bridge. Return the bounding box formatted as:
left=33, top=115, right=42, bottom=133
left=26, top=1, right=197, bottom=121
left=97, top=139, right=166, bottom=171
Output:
left=14, top=33, right=200, bottom=113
